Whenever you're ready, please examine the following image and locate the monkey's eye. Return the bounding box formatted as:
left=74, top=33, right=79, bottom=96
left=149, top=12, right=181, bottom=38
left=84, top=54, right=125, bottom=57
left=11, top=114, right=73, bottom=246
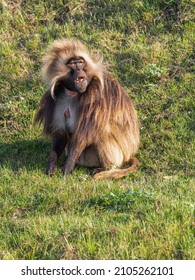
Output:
left=77, top=60, right=84, bottom=65
left=67, top=59, right=86, bottom=71
left=67, top=61, right=76, bottom=68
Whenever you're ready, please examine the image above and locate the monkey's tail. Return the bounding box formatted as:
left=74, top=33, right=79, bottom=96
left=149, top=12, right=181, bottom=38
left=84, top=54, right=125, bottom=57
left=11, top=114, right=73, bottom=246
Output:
left=93, top=156, right=139, bottom=180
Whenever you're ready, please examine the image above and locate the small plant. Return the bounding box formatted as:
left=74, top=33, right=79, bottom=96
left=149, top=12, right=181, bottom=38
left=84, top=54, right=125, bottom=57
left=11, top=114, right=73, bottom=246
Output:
left=84, top=189, right=153, bottom=212
left=143, top=63, right=167, bottom=82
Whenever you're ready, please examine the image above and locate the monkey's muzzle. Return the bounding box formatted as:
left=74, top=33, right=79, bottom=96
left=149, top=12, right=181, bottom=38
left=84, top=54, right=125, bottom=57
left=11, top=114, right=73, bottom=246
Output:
left=74, top=77, right=88, bottom=93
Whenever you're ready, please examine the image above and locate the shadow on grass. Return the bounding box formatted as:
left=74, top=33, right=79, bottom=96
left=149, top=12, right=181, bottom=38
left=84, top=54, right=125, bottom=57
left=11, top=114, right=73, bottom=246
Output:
left=0, top=140, right=50, bottom=172
left=0, top=139, right=91, bottom=176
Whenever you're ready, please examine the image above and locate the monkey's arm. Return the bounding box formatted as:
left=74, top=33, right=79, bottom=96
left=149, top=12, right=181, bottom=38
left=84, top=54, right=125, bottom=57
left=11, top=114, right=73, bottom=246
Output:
left=63, top=136, right=87, bottom=175
left=47, top=136, right=67, bottom=175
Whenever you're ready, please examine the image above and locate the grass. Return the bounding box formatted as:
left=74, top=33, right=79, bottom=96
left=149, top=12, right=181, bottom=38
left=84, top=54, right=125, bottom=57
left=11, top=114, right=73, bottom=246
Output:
left=0, top=0, right=194, bottom=260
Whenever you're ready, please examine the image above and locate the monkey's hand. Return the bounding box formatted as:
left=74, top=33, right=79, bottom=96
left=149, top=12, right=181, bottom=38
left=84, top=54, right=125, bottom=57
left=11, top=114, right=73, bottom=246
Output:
left=46, top=154, right=58, bottom=176
left=63, top=159, right=74, bottom=175
left=63, top=162, right=74, bottom=175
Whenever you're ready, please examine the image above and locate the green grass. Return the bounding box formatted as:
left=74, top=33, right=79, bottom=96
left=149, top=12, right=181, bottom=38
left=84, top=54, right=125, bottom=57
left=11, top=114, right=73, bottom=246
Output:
left=0, top=0, right=194, bottom=260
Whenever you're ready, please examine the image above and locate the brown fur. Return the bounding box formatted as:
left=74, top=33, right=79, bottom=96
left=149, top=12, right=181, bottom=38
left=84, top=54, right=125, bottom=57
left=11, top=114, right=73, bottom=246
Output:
left=35, top=38, right=140, bottom=179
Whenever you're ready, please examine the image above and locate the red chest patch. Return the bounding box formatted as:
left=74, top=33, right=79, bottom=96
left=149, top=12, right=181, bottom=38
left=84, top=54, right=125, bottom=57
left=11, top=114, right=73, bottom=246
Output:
left=64, top=108, right=71, bottom=119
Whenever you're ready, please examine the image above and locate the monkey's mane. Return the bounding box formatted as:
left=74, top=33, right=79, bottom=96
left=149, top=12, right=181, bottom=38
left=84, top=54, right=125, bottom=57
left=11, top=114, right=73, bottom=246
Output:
left=36, top=39, right=139, bottom=151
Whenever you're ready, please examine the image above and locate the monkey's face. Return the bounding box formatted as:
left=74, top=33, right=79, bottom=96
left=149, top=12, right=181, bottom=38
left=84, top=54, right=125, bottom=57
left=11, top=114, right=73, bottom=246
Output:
left=64, top=57, right=91, bottom=93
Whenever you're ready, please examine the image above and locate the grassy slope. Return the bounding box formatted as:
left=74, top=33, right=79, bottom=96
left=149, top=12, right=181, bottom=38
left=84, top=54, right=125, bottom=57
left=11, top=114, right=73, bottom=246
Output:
left=0, top=0, right=194, bottom=259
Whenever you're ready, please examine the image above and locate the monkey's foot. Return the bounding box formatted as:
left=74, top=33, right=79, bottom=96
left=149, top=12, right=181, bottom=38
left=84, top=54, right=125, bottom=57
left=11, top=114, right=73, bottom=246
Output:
left=91, top=168, right=104, bottom=176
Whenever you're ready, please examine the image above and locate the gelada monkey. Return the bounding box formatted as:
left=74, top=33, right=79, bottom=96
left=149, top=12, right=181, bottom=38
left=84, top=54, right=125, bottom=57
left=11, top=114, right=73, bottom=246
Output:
left=35, top=39, right=140, bottom=179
